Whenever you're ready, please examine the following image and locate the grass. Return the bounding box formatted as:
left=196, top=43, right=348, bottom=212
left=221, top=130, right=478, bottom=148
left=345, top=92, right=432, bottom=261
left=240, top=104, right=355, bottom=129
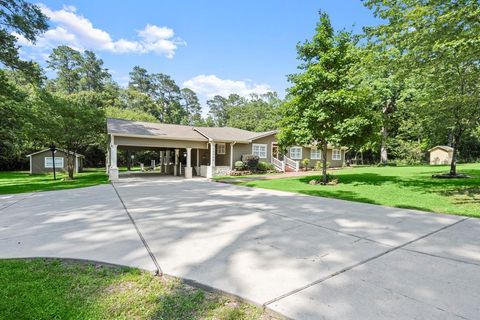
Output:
left=0, top=258, right=275, bottom=320
left=237, top=163, right=480, bottom=218
left=0, top=168, right=108, bottom=194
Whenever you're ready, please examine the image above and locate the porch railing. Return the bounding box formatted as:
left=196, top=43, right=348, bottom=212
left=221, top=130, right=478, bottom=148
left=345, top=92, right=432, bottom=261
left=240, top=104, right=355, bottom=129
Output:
left=284, top=156, right=299, bottom=172
left=271, top=157, right=285, bottom=172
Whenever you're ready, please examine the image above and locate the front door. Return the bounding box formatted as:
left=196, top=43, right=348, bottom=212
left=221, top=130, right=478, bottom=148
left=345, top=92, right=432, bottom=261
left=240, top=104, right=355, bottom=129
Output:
left=272, top=144, right=279, bottom=159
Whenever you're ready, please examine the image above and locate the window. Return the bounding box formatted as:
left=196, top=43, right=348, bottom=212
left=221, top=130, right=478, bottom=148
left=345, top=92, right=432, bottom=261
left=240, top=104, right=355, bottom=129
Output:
left=252, top=144, right=267, bottom=158
left=310, top=148, right=321, bottom=160
left=45, top=157, right=64, bottom=168
left=217, top=143, right=226, bottom=155
left=290, top=147, right=302, bottom=160
left=332, top=149, right=341, bottom=160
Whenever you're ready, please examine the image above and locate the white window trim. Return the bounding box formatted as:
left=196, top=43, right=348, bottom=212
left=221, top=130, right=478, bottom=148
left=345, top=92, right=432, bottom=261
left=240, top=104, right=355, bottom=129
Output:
left=217, top=143, right=226, bottom=155
left=332, top=149, right=341, bottom=161
left=252, top=143, right=267, bottom=159
left=310, top=148, right=322, bottom=160
left=290, top=146, right=303, bottom=160
left=45, top=156, right=64, bottom=168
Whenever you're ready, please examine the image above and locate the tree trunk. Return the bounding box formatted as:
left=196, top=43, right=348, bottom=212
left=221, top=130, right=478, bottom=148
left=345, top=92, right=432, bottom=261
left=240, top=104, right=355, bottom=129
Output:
left=321, top=142, right=328, bottom=184
left=380, top=125, right=388, bottom=164
left=449, top=134, right=460, bottom=176
left=67, top=153, right=75, bottom=179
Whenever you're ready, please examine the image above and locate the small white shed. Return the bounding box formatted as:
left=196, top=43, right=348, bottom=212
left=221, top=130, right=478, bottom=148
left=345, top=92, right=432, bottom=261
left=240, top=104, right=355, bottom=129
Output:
left=428, top=146, right=453, bottom=165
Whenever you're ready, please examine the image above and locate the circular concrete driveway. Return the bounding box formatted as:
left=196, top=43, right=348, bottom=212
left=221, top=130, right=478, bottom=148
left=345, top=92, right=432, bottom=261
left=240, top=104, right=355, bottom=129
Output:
left=1, top=177, right=479, bottom=319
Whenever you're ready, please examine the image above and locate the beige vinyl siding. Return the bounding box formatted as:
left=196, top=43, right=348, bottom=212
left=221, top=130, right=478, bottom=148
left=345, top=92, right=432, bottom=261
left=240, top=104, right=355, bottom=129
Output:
left=287, top=147, right=345, bottom=168
left=430, top=148, right=452, bottom=165
left=30, top=150, right=82, bottom=174
left=250, top=134, right=277, bottom=163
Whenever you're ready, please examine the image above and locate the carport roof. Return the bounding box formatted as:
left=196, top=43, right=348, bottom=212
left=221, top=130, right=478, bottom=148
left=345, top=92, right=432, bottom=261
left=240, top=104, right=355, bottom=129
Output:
left=107, top=118, right=207, bottom=141
left=107, top=118, right=277, bottom=143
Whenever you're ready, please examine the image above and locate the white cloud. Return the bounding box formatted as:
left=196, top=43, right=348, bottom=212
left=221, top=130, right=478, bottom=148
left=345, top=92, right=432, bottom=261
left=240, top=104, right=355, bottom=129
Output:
left=16, top=4, right=184, bottom=58
left=183, top=75, right=272, bottom=99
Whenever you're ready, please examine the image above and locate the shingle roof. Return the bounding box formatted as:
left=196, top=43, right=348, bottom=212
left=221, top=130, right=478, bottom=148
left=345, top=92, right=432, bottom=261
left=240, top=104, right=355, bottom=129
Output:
left=194, top=127, right=278, bottom=142
left=107, top=118, right=207, bottom=141
left=107, top=118, right=277, bottom=142
left=26, top=149, right=84, bottom=157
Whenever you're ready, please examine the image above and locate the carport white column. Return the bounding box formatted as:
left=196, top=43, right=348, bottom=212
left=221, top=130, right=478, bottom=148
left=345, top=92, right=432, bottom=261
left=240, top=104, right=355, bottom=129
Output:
left=109, top=142, right=119, bottom=181
left=207, top=142, right=215, bottom=178
left=185, top=148, right=192, bottom=179
left=230, top=142, right=236, bottom=169
left=174, top=148, right=179, bottom=176
left=164, top=150, right=170, bottom=174
left=159, top=151, right=164, bottom=173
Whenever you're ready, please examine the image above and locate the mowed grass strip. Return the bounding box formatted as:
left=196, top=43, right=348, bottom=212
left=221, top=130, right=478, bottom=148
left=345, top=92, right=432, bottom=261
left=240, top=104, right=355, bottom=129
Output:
left=0, top=169, right=108, bottom=194
left=0, top=258, right=275, bottom=320
left=239, top=164, right=480, bottom=217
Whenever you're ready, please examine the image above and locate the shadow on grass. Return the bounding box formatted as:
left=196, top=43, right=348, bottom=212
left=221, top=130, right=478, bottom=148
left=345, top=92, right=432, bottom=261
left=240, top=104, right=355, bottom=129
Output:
left=0, top=258, right=267, bottom=320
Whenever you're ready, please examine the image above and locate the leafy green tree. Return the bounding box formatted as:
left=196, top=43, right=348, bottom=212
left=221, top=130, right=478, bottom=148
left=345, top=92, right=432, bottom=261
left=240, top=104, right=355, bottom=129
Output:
left=364, top=0, right=480, bottom=175
left=180, top=88, right=202, bottom=125
left=105, top=106, right=157, bottom=122
left=41, top=94, right=105, bottom=179
left=206, top=95, right=228, bottom=127
left=0, top=0, right=48, bottom=79
left=128, top=66, right=152, bottom=93
left=226, top=92, right=281, bottom=131
left=79, top=50, right=111, bottom=92
left=279, top=12, right=374, bottom=183
left=47, top=46, right=83, bottom=93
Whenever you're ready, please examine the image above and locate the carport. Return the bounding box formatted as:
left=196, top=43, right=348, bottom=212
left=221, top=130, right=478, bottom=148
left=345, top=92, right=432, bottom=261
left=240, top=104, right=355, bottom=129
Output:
left=106, top=118, right=211, bottom=180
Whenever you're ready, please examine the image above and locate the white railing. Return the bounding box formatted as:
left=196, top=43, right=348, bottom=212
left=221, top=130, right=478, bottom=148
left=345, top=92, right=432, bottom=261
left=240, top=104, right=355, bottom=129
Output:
left=284, top=156, right=299, bottom=172
left=272, top=157, right=285, bottom=172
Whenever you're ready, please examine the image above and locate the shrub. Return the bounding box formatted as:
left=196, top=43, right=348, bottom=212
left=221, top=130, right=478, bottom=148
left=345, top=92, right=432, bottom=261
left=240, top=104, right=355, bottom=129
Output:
left=241, top=154, right=259, bottom=171
left=302, top=158, right=310, bottom=168
left=314, top=161, right=323, bottom=171
left=257, top=161, right=275, bottom=172
left=234, top=161, right=245, bottom=171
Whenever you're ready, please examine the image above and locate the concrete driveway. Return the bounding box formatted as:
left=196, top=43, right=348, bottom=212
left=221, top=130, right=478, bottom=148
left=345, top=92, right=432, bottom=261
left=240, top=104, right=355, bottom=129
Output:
left=1, top=177, right=479, bottom=319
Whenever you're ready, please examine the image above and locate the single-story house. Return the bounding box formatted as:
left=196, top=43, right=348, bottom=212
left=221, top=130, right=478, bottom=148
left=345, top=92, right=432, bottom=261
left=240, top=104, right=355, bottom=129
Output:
left=429, top=145, right=454, bottom=165
left=106, top=118, right=347, bottom=180
left=27, top=149, right=84, bottom=174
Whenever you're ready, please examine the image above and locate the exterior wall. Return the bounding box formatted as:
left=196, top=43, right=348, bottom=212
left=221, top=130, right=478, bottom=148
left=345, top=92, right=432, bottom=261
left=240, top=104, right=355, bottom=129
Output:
left=114, top=135, right=208, bottom=149
left=286, top=147, right=345, bottom=168
left=30, top=150, right=81, bottom=174
left=430, top=149, right=452, bottom=165
left=232, top=143, right=251, bottom=164
left=251, top=135, right=278, bottom=163
left=231, top=134, right=278, bottom=165
left=214, top=142, right=231, bottom=166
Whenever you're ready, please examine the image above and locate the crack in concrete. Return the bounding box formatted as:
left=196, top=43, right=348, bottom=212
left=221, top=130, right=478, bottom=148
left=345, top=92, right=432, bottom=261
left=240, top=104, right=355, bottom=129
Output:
left=111, top=182, right=163, bottom=276
left=263, top=217, right=470, bottom=307
left=0, top=194, right=34, bottom=212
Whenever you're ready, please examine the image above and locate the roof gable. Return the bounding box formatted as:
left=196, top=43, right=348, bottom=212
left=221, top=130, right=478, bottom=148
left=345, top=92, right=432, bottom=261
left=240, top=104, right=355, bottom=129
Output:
left=428, top=145, right=454, bottom=152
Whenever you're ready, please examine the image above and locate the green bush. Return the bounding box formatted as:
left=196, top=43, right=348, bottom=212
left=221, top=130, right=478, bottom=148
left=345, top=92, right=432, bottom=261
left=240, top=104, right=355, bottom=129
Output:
left=241, top=154, right=259, bottom=171
left=257, top=161, right=275, bottom=172
left=314, top=161, right=323, bottom=171
left=234, top=161, right=245, bottom=171
left=302, top=158, right=310, bottom=168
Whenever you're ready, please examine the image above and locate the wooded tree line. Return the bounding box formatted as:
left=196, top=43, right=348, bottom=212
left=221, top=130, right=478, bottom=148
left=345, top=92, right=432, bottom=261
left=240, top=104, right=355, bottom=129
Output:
left=0, top=0, right=479, bottom=178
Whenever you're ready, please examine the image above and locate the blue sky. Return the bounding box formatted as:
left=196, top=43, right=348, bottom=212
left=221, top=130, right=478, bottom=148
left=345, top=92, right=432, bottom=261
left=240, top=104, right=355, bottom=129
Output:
left=18, top=0, right=379, bottom=109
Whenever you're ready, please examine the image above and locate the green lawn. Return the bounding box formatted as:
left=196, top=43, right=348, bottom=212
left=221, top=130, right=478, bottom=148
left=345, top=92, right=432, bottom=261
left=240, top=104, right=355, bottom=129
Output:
left=0, top=258, right=274, bottom=320
left=0, top=169, right=108, bottom=194
left=238, top=163, right=480, bottom=218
